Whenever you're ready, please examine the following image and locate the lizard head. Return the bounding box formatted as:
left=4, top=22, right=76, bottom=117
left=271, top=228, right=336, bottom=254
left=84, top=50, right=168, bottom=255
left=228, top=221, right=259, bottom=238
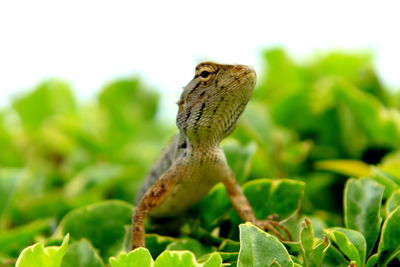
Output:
left=176, top=62, right=256, bottom=149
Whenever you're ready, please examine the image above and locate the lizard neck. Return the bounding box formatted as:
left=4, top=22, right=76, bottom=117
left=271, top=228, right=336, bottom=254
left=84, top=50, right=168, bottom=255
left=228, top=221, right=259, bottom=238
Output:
left=183, top=135, right=222, bottom=158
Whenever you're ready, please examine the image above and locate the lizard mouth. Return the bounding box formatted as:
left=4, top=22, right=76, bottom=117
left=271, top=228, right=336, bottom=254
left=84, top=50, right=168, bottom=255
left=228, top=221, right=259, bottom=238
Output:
left=234, top=64, right=256, bottom=81
left=243, top=70, right=256, bottom=81
left=237, top=69, right=257, bottom=88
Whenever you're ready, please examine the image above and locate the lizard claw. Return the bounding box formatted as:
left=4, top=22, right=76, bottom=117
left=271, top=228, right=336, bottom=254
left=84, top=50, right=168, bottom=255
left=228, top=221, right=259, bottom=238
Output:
left=254, top=217, right=292, bottom=241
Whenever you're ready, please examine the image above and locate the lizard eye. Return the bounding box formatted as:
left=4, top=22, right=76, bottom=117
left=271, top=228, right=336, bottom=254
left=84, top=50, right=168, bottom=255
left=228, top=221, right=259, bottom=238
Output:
left=195, top=63, right=217, bottom=84
left=200, top=71, right=211, bottom=78
left=196, top=67, right=214, bottom=82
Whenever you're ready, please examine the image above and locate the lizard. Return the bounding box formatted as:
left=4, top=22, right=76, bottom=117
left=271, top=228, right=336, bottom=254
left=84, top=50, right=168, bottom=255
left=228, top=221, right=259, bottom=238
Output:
left=131, top=61, right=290, bottom=249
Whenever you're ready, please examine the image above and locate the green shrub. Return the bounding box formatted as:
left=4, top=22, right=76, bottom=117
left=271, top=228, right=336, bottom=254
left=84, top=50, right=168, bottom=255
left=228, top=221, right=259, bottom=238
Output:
left=1, top=49, right=400, bottom=266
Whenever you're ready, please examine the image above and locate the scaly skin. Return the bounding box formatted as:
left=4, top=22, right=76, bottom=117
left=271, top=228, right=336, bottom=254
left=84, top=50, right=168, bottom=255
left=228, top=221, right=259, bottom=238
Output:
left=131, top=62, right=290, bottom=249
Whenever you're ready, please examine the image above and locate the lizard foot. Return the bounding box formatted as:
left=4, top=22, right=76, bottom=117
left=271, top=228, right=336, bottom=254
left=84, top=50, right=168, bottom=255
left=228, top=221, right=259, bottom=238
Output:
left=254, top=216, right=292, bottom=241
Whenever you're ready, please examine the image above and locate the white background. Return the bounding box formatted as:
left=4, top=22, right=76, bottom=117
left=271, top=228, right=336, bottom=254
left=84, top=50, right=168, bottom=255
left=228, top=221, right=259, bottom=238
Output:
left=1, top=0, right=399, bottom=114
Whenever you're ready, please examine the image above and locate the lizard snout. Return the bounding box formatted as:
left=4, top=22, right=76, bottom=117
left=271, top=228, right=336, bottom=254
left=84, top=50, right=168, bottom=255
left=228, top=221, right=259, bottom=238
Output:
left=232, top=65, right=257, bottom=88
left=233, top=65, right=256, bottom=79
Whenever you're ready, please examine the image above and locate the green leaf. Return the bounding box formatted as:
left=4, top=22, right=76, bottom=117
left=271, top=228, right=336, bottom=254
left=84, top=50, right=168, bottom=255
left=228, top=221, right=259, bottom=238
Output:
left=223, top=140, right=257, bottom=183
left=336, top=101, right=369, bottom=157
left=235, top=99, right=273, bottom=147
left=61, top=239, right=104, bottom=267
left=314, top=52, right=373, bottom=84
left=196, top=183, right=231, bottom=230
left=215, top=252, right=238, bottom=265
left=270, top=260, right=282, bottom=267
left=238, top=222, right=294, bottom=267
left=109, top=247, right=154, bottom=267
left=242, top=179, right=305, bottom=220
left=309, top=236, right=330, bottom=267
left=98, top=78, right=159, bottom=127
left=15, top=234, right=69, bottom=267
left=199, top=253, right=223, bottom=267
left=386, top=189, right=400, bottom=215
left=0, top=169, right=23, bottom=218
left=13, top=80, right=76, bottom=130
left=0, top=115, right=21, bottom=166
left=344, top=178, right=384, bottom=254
left=153, top=250, right=222, bottom=267
left=58, top=200, right=133, bottom=258
left=299, top=218, right=331, bottom=267
left=378, top=154, right=400, bottom=181
left=166, top=238, right=213, bottom=258
left=10, top=190, right=70, bottom=227
left=218, top=239, right=240, bottom=252
left=334, top=80, right=400, bottom=148
left=322, top=245, right=349, bottom=267
left=377, top=206, right=400, bottom=266
left=227, top=179, right=304, bottom=240
left=145, top=234, right=175, bottom=259
left=64, top=164, right=123, bottom=197
left=300, top=218, right=314, bottom=252
left=315, top=160, right=372, bottom=177
left=365, top=254, right=378, bottom=267
left=370, top=168, right=400, bottom=199
left=0, top=219, right=52, bottom=257
left=325, top=228, right=366, bottom=267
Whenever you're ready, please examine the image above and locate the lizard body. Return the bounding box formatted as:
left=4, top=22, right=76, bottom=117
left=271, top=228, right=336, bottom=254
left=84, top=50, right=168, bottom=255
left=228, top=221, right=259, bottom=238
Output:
left=131, top=62, right=289, bottom=249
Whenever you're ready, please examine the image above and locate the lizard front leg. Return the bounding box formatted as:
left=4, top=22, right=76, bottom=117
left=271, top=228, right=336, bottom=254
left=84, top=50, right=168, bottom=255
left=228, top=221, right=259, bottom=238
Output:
left=131, top=169, right=179, bottom=249
left=223, top=174, right=292, bottom=241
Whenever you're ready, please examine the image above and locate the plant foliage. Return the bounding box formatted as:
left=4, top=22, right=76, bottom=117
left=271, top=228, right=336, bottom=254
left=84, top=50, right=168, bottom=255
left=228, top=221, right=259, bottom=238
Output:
left=1, top=49, right=400, bottom=266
